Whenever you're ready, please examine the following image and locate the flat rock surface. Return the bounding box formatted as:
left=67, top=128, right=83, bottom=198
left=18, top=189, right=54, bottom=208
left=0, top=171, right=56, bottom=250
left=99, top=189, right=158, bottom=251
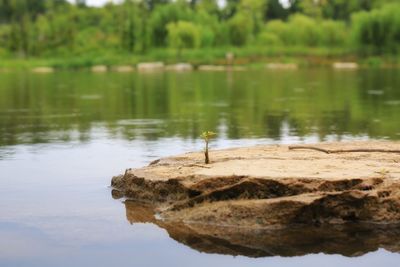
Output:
left=112, top=141, right=400, bottom=229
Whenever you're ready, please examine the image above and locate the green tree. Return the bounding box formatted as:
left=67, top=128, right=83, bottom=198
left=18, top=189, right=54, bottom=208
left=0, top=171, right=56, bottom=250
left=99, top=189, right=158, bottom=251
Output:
left=120, top=0, right=137, bottom=52
left=167, top=20, right=200, bottom=55
left=238, top=0, right=266, bottom=35
left=298, top=0, right=326, bottom=19
left=352, top=3, right=400, bottom=54
left=149, top=1, right=192, bottom=47
left=265, top=0, right=289, bottom=20
left=221, top=0, right=240, bottom=19
left=227, top=0, right=266, bottom=46
left=228, top=13, right=253, bottom=46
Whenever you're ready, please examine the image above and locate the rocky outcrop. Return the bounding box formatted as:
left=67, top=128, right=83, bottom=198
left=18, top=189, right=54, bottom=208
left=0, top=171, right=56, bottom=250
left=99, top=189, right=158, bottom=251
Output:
left=112, top=141, right=400, bottom=229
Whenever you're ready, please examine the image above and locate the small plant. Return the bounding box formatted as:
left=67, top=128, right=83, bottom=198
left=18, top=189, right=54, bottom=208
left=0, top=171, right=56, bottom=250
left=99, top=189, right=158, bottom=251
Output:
left=376, top=168, right=389, bottom=177
left=201, top=131, right=216, bottom=164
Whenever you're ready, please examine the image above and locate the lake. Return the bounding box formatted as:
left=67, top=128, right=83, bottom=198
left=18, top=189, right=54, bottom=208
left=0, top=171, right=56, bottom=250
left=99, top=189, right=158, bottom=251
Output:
left=1, top=69, right=400, bottom=267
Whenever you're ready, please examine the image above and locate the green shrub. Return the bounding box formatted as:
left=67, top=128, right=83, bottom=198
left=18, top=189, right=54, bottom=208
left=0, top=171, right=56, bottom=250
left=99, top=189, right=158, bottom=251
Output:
left=351, top=4, right=400, bottom=55
left=287, top=14, right=321, bottom=46
left=149, top=3, right=193, bottom=47
left=167, top=21, right=201, bottom=51
left=256, top=32, right=282, bottom=46
left=319, top=20, right=347, bottom=47
left=228, top=13, right=253, bottom=46
left=265, top=20, right=291, bottom=44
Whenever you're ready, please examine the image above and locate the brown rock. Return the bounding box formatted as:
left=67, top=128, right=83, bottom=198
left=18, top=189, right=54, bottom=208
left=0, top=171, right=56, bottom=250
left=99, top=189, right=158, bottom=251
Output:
left=165, top=63, right=193, bottom=71
left=333, top=62, right=359, bottom=69
left=91, top=65, right=108, bottom=72
left=111, top=141, right=400, bottom=228
left=32, top=67, right=54, bottom=73
left=137, top=62, right=164, bottom=72
left=266, top=63, right=298, bottom=70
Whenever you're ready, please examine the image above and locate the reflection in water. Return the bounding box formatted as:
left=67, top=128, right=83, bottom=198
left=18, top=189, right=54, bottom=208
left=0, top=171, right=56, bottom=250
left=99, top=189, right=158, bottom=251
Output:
left=124, top=200, right=400, bottom=258
left=1, top=69, right=400, bottom=147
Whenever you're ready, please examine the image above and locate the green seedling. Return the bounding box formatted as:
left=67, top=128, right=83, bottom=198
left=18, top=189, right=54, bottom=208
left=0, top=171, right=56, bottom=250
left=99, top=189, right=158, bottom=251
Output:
left=376, top=168, right=389, bottom=177
left=201, top=131, right=216, bottom=164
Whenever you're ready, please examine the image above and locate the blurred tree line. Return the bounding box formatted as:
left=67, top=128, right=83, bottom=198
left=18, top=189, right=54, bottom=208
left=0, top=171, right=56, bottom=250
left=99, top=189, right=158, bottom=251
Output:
left=0, top=0, right=399, bottom=58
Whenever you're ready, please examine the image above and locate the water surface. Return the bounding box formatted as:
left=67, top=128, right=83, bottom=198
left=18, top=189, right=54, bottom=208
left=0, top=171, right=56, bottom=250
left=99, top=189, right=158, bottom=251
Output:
left=1, top=69, right=400, bottom=267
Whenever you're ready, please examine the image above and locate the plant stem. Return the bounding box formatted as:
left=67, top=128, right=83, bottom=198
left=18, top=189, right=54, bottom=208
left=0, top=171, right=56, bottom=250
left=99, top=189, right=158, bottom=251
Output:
left=205, top=141, right=209, bottom=164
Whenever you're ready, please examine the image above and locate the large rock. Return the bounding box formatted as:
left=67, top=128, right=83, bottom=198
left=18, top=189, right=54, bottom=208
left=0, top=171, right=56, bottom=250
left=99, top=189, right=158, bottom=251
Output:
left=197, top=65, right=226, bottom=71
left=137, top=62, right=164, bottom=72
left=111, top=141, right=400, bottom=229
left=333, top=62, right=359, bottom=69
left=32, top=67, right=54, bottom=73
left=111, top=65, right=135, bottom=72
left=165, top=63, right=193, bottom=71
left=91, top=65, right=108, bottom=72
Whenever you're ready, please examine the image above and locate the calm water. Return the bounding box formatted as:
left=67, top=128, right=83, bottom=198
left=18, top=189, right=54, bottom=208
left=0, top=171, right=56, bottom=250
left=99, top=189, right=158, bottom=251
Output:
left=1, top=69, right=400, bottom=267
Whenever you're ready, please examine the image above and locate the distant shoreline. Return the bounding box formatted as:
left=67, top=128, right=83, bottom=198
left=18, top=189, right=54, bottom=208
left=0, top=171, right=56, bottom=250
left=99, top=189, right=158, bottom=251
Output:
left=0, top=51, right=398, bottom=71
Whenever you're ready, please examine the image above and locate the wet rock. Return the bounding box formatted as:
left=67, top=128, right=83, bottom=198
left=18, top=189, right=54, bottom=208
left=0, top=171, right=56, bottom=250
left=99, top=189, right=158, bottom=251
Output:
left=32, top=67, right=54, bottom=73
left=91, top=65, right=108, bottom=72
left=111, top=141, right=400, bottom=228
left=198, top=65, right=226, bottom=71
left=266, top=63, right=298, bottom=70
left=137, top=62, right=164, bottom=72
left=333, top=62, right=359, bottom=69
left=165, top=63, right=193, bottom=71
left=111, top=65, right=135, bottom=72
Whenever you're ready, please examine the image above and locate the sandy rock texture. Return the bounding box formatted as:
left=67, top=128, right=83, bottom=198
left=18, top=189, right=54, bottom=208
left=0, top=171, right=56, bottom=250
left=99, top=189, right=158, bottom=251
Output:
left=111, top=141, right=400, bottom=228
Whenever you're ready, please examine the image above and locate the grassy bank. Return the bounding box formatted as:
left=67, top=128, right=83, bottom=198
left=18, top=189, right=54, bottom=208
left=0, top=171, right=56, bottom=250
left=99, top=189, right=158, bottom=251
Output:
left=0, top=47, right=399, bottom=70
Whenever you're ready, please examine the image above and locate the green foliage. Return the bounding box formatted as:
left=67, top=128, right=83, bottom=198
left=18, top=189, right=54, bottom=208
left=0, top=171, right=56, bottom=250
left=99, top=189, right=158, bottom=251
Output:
left=201, top=131, right=217, bottom=142
left=238, top=0, right=266, bottom=35
left=352, top=3, right=400, bottom=55
left=167, top=21, right=201, bottom=51
left=265, top=0, right=290, bottom=20
left=149, top=2, right=192, bottom=47
left=228, top=13, right=253, bottom=46
left=263, top=14, right=347, bottom=48
left=193, top=10, right=218, bottom=47
left=256, top=32, right=282, bottom=46
left=0, top=0, right=398, bottom=60
left=298, top=0, right=374, bottom=20
left=298, top=0, right=324, bottom=19
left=319, top=20, right=347, bottom=46
left=265, top=20, right=290, bottom=44
left=287, top=14, right=321, bottom=46
left=364, top=56, right=383, bottom=67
